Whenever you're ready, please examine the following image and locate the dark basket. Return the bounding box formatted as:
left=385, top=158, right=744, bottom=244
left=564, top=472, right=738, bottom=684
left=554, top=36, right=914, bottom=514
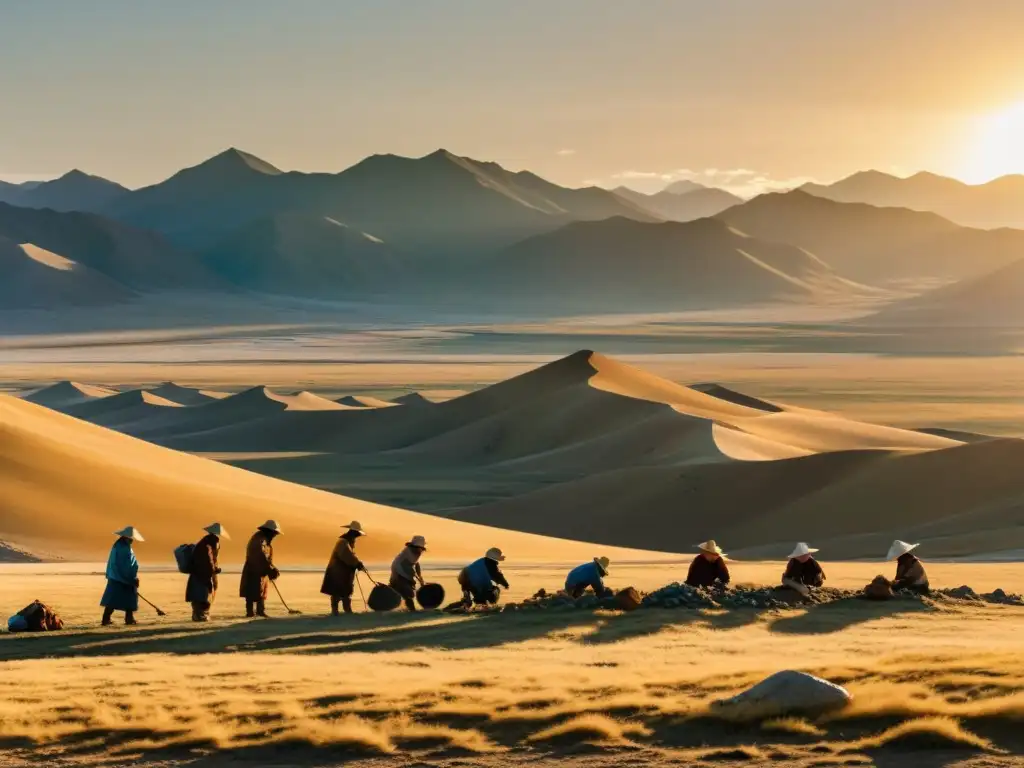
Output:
left=416, top=582, right=446, bottom=609
left=368, top=584, right=402, bottom=612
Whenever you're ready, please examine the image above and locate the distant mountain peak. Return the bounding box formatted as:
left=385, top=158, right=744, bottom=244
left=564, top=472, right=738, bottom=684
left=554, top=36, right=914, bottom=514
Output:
left=663, top=179, right=708, bottom=195
left=199, top=148, right=282, bottom=176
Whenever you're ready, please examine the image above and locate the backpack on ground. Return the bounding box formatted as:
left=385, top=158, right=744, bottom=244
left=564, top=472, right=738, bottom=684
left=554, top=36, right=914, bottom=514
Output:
left=8, top=600, right=64, bottom=632
left=174, top=543, right=195, bottom=574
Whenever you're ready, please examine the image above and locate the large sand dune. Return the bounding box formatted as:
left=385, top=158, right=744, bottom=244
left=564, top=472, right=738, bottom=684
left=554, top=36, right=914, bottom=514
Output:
left=0, top=393, right=667, bottom=563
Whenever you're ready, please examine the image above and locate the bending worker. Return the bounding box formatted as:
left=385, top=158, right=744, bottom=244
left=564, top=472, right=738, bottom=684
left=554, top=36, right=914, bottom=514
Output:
left=321, top=521, right=367, bottom=615
left=240, top=520, right=281, bottom=618
left=458, top=547, right=510, bottom=607
left=565, top=556, right=612, bottom=599
left=780, top=542, right=825, bottom=597
left=390, top=535, right=427, bottom=612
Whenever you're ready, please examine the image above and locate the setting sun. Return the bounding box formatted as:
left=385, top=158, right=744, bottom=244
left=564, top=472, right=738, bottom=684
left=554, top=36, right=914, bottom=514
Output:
left=965, top=100, right=1024, bottom=182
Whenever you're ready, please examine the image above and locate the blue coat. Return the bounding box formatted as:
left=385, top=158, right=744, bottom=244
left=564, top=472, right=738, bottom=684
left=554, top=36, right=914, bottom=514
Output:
left=565, top=561, right=605, bottom=592
left=465, top=557, right=495, bottom=592
left=100, top=539, right=139, bottom=611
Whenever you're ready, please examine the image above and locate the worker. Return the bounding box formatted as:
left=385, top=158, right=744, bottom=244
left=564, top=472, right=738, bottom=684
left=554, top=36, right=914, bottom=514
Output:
left=888, top=540, right=930, bottom=594
left=686, top=540, right=731, bottom=588
left=320, top=521, right=366, bottom=615
left=390, top=535, right=426, bottom=611
left=781, top=542, right=825, bottom=597
left=458, top=547, right=510, bottom=607
left=239, top=520, right=281, bottom=618
left=186, top=523, right=229, bottom=622
left=565, top=557, right=612, bottom=599
left=101, top=526, right=144, bottom=626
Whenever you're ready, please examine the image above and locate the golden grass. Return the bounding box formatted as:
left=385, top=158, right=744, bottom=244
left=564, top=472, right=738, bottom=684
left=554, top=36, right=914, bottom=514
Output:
left=526, top=714, right=653, bottom=744
left=761, top=717, right=826, bottom=736
left=846, top=716, right=994, bottom=752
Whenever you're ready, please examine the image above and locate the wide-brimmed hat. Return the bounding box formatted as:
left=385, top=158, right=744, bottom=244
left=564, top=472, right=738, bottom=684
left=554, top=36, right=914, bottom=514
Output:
left=113, top=526, right=144, bottom=542
left=594, top=556, right=610, bottom=575
left=407, top=535, right=427, bottom=550
left=204, top=522, right=230, bottom=540
left=258, top=519, right=282, bottom=534
left=342, top=521, right=365, bottom=534
left=697, top=540, right=726, bottom=557
left=789, top=542, right=818, bottom=559
left=887, top=540, right=919, bottom=561
left=485, top=547, right=506, bottom=562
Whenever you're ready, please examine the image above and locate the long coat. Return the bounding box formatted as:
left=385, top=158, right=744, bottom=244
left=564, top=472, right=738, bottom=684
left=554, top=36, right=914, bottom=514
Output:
left=100, top=538, right=139, bottom=612
left=239, top=531, right=276, bottom=601
left=321, top=535, right=362, bottom=598
left=186, top=534, right=220, bottom=604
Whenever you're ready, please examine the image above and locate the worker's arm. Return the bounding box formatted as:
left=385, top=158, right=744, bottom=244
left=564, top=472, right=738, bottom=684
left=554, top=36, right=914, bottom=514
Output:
left=486, top=559, right=510, bottom=588
left=718, top=559, right=731, bottom=585
left=414, top=561, right=423, bottom=584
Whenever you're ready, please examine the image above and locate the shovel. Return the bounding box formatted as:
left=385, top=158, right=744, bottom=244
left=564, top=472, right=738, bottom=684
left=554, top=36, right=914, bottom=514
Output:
left=272, top=580, right=302, bottom=615
left=137, top=591, right=167, bottom=617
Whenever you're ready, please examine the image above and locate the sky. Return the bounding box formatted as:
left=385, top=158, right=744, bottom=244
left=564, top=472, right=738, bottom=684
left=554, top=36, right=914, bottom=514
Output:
left=3, top=0, right=1024, bottom=193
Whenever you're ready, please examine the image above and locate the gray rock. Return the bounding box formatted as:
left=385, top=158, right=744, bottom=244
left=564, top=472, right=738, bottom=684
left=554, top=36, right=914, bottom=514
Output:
left=711, top=670, right=852, bottom=720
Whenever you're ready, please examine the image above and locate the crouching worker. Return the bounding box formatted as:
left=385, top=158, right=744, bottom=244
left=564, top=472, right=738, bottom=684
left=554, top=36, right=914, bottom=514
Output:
left=390, top=535, right=426, bottom=611
left=186, top=523, right=229, bottom=622
left=240, top=520, right=281, bottom=618
left=888, top=540, right=929, bottom=594
left=781, top=542, right=825, bottom=597
left=102, top=527, right=144, bottom=626
left=565, top=557, right=612, bottom=599
left=321, top=521, right=366, bottom=615
left=458, top=547, right=509, bottom=607
left=686, top=540, right=731, bottom=588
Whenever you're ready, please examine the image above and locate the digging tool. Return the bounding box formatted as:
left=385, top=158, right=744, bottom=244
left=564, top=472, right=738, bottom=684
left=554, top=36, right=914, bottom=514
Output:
left=272, top=580, right=302, bottom=615
left=137, top=592, right=167, bottom=617
left=356, top=572, right=369, bottom=611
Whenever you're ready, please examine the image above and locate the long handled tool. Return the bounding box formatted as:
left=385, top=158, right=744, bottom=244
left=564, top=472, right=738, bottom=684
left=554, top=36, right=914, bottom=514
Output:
left=272, top=580, right=302, bottom=615
left=137, top=592, right=167, bottom=617
left=355, top=572, right=369, bottom=611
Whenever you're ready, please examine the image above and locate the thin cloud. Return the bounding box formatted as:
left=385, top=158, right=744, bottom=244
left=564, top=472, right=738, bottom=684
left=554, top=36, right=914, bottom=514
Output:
left=556, top=149, right=577, bottom=157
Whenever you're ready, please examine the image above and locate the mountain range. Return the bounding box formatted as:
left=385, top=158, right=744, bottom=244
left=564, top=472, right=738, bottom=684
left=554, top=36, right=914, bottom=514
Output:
left=0, top=170, right=129, bottom=214
left=802, top=170, right=1024, bottom=229
left=613, top=185, right=743, bottom=222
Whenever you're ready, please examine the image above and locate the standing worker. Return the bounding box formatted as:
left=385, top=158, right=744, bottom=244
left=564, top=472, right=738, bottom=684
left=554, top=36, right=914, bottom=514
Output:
left=565, top=557, right=612, bottom=599
left=686, top=540, right=731, bottom=588
left=101, top=526, right=144, bottom=626
left=780, top=542, right=825, bottom=597
left=186, top=523, right=229, bottom=622
left=390, top=535, right=427, bottom=611
left=458, top=547, right=510, bottom=607
left=240, top=520, right=281, bottom=618
left=321, top=521, right=366, bottom=615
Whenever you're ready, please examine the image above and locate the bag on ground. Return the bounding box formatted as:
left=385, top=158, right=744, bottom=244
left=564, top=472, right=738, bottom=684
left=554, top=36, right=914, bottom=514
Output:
left=368, top=583, right=403, bottom=611
left=8, top=600, right=64, bottom=632
left=616, top=587, right=642, bottom=611
left=174, top=543, right=195, bottom=574
left=416, top=582, right=445, bottom=609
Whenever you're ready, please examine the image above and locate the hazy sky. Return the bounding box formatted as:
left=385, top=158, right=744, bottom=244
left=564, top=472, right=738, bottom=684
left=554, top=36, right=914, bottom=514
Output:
left=3, top=0, right=1024, bottom=192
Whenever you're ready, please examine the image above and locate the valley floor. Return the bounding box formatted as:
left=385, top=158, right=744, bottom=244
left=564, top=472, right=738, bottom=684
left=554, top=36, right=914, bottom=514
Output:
left=2, top=565, right=1024, bottom=767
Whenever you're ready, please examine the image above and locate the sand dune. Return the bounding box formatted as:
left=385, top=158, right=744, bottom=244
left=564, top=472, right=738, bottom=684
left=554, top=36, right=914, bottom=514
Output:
left=64, top=389, right=183, bottom=429
left=148, top=382, right=228, bottom=405
left=24, top=381, right=118, bottom=410
left=394, top=392, right=444, bottom=406
left=335, top=394, right=398, bottom=408
left=0, top=394, right=667, bottom=563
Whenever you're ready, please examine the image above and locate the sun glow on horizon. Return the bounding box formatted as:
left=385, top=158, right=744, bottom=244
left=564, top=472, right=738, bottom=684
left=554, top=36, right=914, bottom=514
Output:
left=963, top=100, right=1024, bottom=182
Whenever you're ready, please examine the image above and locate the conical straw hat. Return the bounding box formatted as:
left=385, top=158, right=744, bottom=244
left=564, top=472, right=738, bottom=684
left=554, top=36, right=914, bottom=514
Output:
left=342, top=521, right=365, bottom=534
left=258, top=519, right=282, bottom=533
left=204, top=523, right=230, bottom=540
left=697, top=540, right=726, bottom=557
left=886, top=540, right=919, bottom=561
left=485, top=547, right=506, bottom=562
left=113, top=526, right=144, bottom=542
left=594, top=556, right=610, bottom=575
left=788, top=542, right=818, bottom=558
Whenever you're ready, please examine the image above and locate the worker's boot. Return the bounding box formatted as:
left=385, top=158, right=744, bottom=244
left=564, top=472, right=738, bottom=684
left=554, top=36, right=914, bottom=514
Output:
left=404, top=597, right=417, bottom=612
left=341, top=598, right=353, bottom=614
left=124, top=611, right=137, bottom=626
left=255, top=600, right=268, bottom=618
left=101, top=607, right=114, bottom=626
left=330, top=597, right=340, bottom=616
left=245, top=600, right=255, bottom=618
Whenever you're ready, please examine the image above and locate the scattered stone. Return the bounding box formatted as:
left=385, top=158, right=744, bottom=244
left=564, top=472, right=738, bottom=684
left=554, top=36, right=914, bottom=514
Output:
left=941, top=585, right=982, bottom=601
left=711, top=670, right=852, bottom=720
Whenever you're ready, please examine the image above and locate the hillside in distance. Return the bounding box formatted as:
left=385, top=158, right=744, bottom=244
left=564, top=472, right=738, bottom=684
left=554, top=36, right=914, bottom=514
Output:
left=802, top=170, right=1024, bottom=229
left=199, top=212, right=405, bottom=297
left=869, top=255, right=1024, bottom=327
left=104, top=148, right=656, bottom=255
left=716, top=190, right=1024, bottom=284
left=613, top=186, right=743, bottom=221
left=0, top=238, right=136, bottom=309
left=472, top=215, right=878, bottom=311
left=0, top=170, right=129, bottom=214
left=0, top=202, right=220, bottom=293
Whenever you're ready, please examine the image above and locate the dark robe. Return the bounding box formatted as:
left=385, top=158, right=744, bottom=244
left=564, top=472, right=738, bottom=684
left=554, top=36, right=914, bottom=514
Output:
left=782, top=557, right=826, bottom=587
left=239, top=530, right=277, bottom=601
left=186, top=534, right=220, bottom=604
left=893, top=554, right=929, bottom=593
left=320, top=533, right=362, bottom=598
left=685, top=554, right=730, bottom=588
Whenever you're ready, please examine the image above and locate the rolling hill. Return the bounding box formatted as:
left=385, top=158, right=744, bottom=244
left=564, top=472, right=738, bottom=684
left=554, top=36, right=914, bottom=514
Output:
left=0, top=170, right=129, bottom=214
left=0, top=202, right=219, bottom=292
left=716, top=190, right=1024, bottom=284
left=802, top=170, right=1024, bottom=229
left=475, top=215, right=877, bottom=311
